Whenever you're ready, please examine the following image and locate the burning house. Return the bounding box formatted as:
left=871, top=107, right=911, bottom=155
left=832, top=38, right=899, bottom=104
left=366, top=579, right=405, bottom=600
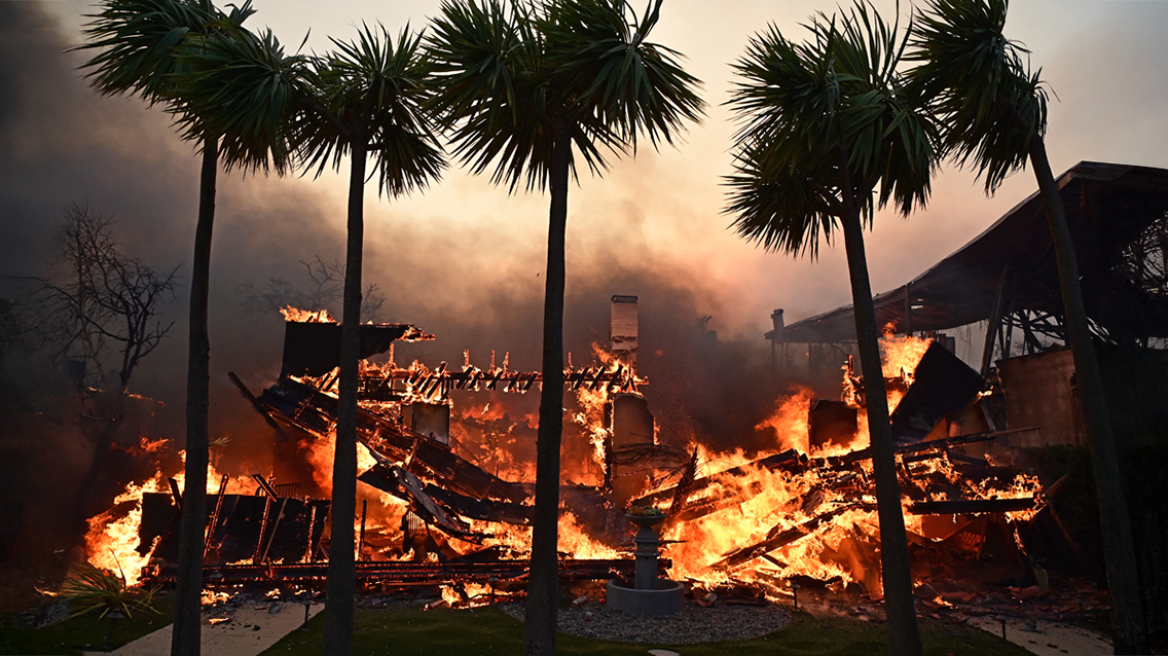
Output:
left=78, top=163, right=1168, bottom=614
left=79, top=283, right=1075, bottom=614
left=768, top=161, right=1168, bottom=447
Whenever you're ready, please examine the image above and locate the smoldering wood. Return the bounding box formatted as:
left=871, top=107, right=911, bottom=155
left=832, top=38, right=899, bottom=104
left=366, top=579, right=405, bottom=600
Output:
left=668, top=447, right=699, bottom=515
left=358, top=464, right=533, bottom=525
left=404, top=438, right=532, bottom=505
left=633, top=448, right=804, bottom=509
left=387, top=465, right=486, bottom=542
left=139, top=492, right=329, bottom=568
left=227, top=372, right=288, bottom=438
left=888, top=342, right=988, bottom=447
left=714, top=505, right=862, bottom=570
left=834, top=429, right=1003, bottom=466
left=253, top=473, right=279, bottom=499
left=908, top=498, right=1036, bottom=515
left=611, top=442, right=691, bottom=468
left=251, top=495, right=273, bottom=564
left=203, top=475, right=230, bottom=559
left=167, top=477, right=182, bottom=512
left=358, top=499, right=368, bottom=561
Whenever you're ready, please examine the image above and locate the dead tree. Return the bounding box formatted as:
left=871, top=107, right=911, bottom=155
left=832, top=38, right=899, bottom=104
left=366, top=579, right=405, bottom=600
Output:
left=236, top=255, right=386, bottom=323
left=25, top=204, right=178, bottom=533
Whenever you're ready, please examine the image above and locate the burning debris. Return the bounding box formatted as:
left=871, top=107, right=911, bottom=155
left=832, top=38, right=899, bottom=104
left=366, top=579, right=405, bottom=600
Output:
left=80, top=298, right=1076, bottom=619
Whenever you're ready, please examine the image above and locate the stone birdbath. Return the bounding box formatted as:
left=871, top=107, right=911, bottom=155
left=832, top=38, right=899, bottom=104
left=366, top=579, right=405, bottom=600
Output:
left=605, top=508, right=685, bottom=615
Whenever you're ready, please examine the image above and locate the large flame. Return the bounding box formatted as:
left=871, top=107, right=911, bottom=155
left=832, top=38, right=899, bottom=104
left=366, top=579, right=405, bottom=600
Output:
left=83, top=449, right=256, bottom=587
left=83, top=332, right=1043, bottom=603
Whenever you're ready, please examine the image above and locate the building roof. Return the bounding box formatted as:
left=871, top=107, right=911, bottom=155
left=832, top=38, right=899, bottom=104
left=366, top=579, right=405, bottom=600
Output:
left=776, top=162, right=1168, bottom=344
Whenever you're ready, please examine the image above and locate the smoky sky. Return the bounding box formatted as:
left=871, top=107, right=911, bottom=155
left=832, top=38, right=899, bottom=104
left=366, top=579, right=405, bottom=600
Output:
left=0, top=2, right=797, bottom=464
left=8, top=0, right=1168, bottom=464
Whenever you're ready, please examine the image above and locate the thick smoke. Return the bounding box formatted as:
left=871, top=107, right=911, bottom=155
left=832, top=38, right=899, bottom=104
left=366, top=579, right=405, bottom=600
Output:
left=0, top=3, right=803, bottom=573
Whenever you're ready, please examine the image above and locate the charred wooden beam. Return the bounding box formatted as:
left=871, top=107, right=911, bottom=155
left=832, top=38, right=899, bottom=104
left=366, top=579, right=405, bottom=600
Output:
left=835, top=429, right=1009, bottom=466
left=228, top=372, right=288, bottom=438
left=253, top=473, right=279, bottom=499
left=203, top=474, right=229, bottom=559
left=634, top=448, right=804, bottom=509
left=668, top=447, right=699, bottom=516
left=358, top=464, right=533, bottom=525
left=405, top=438, right=532, bottom=505
left=908, top=497, right=1036, bottom=515
left=358, top=499, right=368, bottom=561
left=167, top=477, right=182, bottom=512
left=389, top=465, right=486, bottom=542
left=714, top=505, right=861, bottom=570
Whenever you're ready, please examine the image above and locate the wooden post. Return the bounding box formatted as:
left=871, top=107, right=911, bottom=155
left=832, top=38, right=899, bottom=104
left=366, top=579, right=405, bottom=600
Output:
left=981, top=264, right=1012, bottom=375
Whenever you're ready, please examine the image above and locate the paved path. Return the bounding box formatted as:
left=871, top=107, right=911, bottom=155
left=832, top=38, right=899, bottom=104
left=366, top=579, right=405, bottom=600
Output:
left=968, top=616, right=1112, bottom=656
left=84, top=602, right=324, bottom=656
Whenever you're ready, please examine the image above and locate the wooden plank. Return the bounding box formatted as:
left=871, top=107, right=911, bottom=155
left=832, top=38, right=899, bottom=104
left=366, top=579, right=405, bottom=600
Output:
left=908, top=497, right=1035, bottom=515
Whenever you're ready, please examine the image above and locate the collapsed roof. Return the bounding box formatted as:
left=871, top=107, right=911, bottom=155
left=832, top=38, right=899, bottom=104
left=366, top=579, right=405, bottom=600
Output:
left=774, top=162, right=1168, bottom=345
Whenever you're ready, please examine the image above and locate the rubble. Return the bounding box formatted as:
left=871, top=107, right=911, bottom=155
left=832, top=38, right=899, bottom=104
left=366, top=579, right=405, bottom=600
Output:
left=75, top=301, right=1083, bottom=635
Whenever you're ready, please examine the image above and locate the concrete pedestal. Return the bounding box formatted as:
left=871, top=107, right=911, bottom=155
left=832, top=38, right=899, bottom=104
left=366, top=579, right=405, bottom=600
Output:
left=605, top=578, right=685, bottom=616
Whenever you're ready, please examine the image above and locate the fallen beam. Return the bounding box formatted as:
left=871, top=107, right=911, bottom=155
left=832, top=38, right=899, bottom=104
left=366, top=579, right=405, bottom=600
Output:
left=908, top=497, right=1036, bottom=515
left=634, top=448, right=804, bottom=509
left=714, top=505, right=862, bottom=570
left=359, top=464, right=532, bottom=526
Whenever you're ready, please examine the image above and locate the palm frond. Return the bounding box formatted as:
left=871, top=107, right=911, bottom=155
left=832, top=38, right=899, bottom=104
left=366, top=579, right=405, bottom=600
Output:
left=76, top=0, right=227, bottom=104
left=426, top=0, right=703, bottom=193
left=171, top=26, right=312, bottom=174
left=906, top=0, right=1048, bottom=193
left=299, top=23, right=446, bottom=197
left=724, top=0, right=938, bottom=257
left=540, top=0, right=706, bottom=152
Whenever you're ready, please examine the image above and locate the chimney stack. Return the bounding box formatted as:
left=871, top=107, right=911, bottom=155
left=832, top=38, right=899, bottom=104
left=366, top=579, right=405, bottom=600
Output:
left=611, top=295, right=638, bottom=364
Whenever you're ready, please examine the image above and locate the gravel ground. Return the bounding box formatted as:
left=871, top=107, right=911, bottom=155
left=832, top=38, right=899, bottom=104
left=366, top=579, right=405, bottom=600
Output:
left=498, top=600, right=790, bottom=644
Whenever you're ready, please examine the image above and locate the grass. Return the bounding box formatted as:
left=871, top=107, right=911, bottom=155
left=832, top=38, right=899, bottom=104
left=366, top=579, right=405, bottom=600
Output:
left=0, top=594, right=173, bottom=655
left=260, top=604, right=1033, bottom=656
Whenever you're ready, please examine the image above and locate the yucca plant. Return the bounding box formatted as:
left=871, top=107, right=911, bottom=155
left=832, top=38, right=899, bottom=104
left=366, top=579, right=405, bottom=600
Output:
left=63, top=562, right=160, bottom=650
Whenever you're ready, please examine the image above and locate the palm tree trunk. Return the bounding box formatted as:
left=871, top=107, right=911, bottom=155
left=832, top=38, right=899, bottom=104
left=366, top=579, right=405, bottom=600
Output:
left=836, top=150, right=922, bottom=656
left=172, top=135, right=217, bottom=656
left=523, top=123, right=571, bottom=656
left=1026, top=137, right=1148, bottom=654
left=323, top=143, right=366, bottom=656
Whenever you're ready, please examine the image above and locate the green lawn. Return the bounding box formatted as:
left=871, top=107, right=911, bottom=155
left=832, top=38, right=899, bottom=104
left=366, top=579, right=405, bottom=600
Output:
left=260, top=605, right=1033, bottom=656
left=0, top=597, right=1037, bottom=656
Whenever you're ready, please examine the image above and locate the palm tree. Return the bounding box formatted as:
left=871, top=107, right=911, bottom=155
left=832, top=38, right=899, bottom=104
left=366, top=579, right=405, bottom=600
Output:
left=425, top=1, right=702, bottom=653
left=294, top=25, right=446, bottom=656
left=79, top=3, right=304, bottom=654
left=725, top=5, right=936, bottom=656
left=906, top=1, right=1148, bottom=652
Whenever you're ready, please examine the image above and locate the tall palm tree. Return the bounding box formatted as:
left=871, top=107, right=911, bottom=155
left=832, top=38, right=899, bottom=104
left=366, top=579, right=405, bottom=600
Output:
left=725, top=5, right=936, bottom=655
left=426, top=2, right=702, bottom=653
left=295, top=25, right=446, bottom=656
left=906, top=1, right=1148, bottom=652
left=79, top=3, right=303, bottom=654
